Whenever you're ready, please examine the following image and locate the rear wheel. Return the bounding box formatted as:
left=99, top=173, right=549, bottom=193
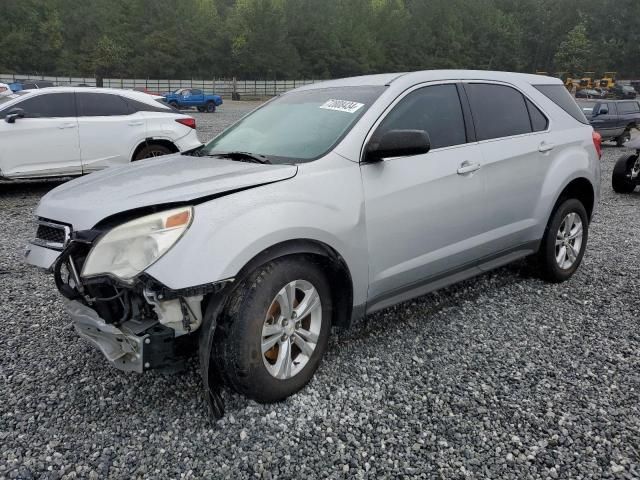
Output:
left=206, top=101, right=216, bottom=113
left=212, top=257, right=331, bottom=403
left=133, top=144, right=173, bottom=161
left=169, top=101, right=179, bottom=109
left=616, top=130, right=631, bottom=147
left=612, top=154, right=639, bottom=193
left=536, top=198, right=588, bottom=283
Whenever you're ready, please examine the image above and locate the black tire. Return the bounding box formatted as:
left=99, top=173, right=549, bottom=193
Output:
left=537, top=198, right=589, bottom=283
left=205, top=101, right=216, bottom=113
left=612, top=154, right=638, bottom=193
left=133, top=144, right=173, bottom=161
left=616, top=130, right=631, bottom=147
left=212, top=256, right=332, bottom=403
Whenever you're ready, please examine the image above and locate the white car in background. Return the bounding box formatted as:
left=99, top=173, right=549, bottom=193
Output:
left=0, top=87, right=202, bottom=179
left=0, top=83, right=12, bottom=97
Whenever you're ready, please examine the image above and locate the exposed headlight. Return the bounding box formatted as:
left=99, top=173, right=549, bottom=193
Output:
left=81, top=207, right=193, bottom=281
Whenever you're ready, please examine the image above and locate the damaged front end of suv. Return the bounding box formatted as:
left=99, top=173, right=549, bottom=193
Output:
left=32, top=207, right=229, bottom=417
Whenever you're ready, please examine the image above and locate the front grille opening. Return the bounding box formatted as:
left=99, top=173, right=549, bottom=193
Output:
left=36, top=224, right=66, bottom=244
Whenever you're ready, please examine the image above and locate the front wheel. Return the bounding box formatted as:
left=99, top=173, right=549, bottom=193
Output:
left=205, top=101, right=216, bottom=113
left=212, top=257, right=332, bottom=403
left=612, top=154, right=639, bottom=193
left=536, top=198, right=588, bottom=283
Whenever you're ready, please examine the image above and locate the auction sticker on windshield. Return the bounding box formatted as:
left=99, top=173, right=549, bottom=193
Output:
left=320, top=99, right=365, bottom=114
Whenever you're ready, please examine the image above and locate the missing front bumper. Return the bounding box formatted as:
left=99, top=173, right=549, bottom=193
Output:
left=65, top=299, right=190, bottom=373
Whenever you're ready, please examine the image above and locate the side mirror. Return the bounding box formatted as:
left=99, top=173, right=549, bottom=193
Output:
left=365, top=129, right=431, bottom=163
left=5, top=108, right=25, bottom=124
left=598, top=107, right=609, bottom=115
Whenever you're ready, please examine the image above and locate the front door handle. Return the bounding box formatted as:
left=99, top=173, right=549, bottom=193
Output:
left=538, top=141, right=555, bottom=153
left=128, top=120, right=144, bottom=126
left=457, top=161, right=481, bottom=175
left=58, top=122, right=76, bottom=129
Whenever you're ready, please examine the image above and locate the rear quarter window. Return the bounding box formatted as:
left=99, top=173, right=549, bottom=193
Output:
left=534, top=85, right=589, bottom=124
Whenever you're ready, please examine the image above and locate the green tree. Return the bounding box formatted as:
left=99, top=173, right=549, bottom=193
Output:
left=554, top=22, right=593, bottom=73
left=92, top=36, right=128, bottom=84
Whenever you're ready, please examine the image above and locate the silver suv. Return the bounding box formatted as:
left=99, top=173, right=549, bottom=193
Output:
left=25, top=70, right=601, bottom=417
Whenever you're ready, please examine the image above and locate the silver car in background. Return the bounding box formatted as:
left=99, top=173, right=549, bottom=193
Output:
left=25, top=70, right=601, bottom=417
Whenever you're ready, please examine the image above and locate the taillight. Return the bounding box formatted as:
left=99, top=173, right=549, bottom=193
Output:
left=175, top=117, right=196, bottom=129
left=592, top=130, right=602, bottom=158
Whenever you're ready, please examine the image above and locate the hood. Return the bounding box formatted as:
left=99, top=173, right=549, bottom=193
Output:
left=37, top=154, right=297, bottom=230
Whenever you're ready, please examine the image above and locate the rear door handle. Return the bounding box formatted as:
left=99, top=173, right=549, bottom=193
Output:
left=457, top=161, right=481, bottom=175
left=538, top=142, right=555, bottom=153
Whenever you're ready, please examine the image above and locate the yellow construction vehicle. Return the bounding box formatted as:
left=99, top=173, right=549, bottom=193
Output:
left=598, top=72, right=617, bottom=89
left=579, top=72, right=596, bottom=89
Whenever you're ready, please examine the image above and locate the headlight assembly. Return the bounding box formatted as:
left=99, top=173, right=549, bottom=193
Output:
left=81, top=207, right=193, bottom=282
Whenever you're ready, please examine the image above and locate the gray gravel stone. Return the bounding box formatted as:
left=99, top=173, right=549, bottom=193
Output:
left=0, top=103, right=639, bottom=479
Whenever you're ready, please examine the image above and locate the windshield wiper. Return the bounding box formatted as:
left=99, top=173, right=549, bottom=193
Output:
left=206, top=151, right=271, bottom=164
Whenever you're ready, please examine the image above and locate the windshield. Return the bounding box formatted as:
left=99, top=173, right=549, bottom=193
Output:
left=201, top=86, right=386, bottom=163
left=0, top=91, right=29, bottom=108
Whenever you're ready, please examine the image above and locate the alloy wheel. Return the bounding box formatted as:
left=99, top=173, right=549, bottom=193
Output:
left=261, top=279, right=322, bottom=380
left=555, top=212, right=583, bottom=269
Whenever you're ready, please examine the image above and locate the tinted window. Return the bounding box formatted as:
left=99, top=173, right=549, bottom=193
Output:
left=126, top=98, right=173, bottom=113
left=77, top=93, right=132, bottom=116
left=578, top=101, right=597, bottom=115
left=465, top=83, right=531, bottom=140
left=534, top=85, right=589, bottom=124
left=11, top=93, right=75, bottom=118
left=618, top=101, right=640, bottom=114
left=374, top=84, right=466, bottom=149
left=525, top=99, right=548, bottom=132
left=191, top=89, right=202, bottom=95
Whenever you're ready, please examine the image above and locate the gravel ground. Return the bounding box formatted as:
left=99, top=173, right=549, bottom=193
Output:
left=1, top=103, right=639, bottom=479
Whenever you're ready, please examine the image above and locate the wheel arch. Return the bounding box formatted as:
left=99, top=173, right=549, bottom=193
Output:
left=130, top=138, right=179, bottom=161
left=553, top=177, right=595, bottom=221
left=232, top=239, right=355, bottom=330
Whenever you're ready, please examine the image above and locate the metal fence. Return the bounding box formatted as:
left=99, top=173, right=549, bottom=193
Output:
left=0, top=73, right=321, bottom=98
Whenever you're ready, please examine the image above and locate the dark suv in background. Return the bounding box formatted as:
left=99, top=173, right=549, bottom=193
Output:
left=579, top=99, right=640, bottom=146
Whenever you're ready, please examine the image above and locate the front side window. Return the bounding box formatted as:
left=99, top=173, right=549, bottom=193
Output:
left=465, top=83, right=532, bottom=141
left=372, top=84, right=467, bottom=150
left=202, top=86, right=385, bottom=163
left=77, top=93, right=132, bottom=116
left=10, top=93, right=75, bottom=118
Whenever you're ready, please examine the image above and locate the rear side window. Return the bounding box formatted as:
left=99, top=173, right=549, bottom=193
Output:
left=375, top=84, right=467, bottom=149
left=125, top=97, right=173, bottom=113
left=525, top=99, right=549, bottom=132
left=465, top=83, right=532, bottom=140
left=618, top=101, right=640, bottom=114
left=77, top=92, right=132, bottom=116
left=14, top=93, right=75, bottom=118
left=534, top=85, right=589, bottom=124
